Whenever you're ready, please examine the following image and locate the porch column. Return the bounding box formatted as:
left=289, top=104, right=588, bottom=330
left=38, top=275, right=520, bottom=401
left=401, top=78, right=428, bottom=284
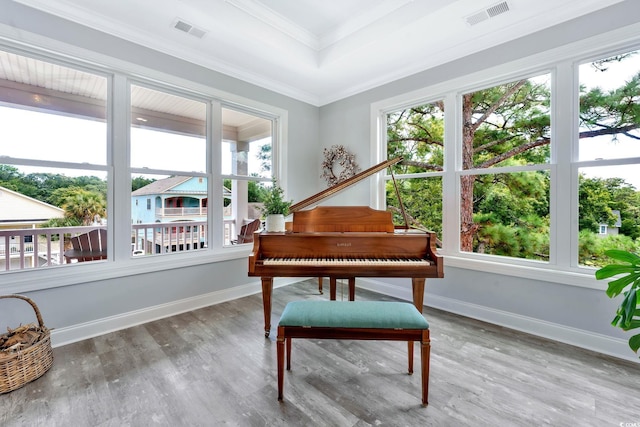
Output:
left=231, top=140, right=250, bottom=226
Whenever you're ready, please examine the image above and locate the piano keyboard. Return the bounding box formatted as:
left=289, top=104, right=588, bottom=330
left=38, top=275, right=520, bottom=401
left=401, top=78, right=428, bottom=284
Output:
left=263, top=257, right=432, bottom=266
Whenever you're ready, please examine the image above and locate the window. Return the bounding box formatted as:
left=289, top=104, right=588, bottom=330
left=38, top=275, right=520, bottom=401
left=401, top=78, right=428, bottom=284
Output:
left=378, top=41, right=640, bottom=279
left=385, top=74, right=553, bottom=261
left=130, top=84, right=208, bottom=256
left=460, top=75, right=551, bottom=260
left=0, top=42, right=284, bottom=281
left=222, top=106, right=274, bottom=246
left=0, top=48, right=108, bottom=271
left=577, top=50, right=640, bottom=266
left=386, top=102, right=444, bottom=240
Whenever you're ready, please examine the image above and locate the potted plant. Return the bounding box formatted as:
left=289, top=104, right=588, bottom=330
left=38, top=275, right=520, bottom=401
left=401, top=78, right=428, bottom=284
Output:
left=260, top=179, right=292, bottom=232
left=595, top=249, right=640, bottom=358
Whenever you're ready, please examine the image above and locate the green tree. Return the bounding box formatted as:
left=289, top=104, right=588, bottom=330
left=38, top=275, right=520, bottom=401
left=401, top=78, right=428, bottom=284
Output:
left=578, top=176, right=617, bottom=232
left=578, top=175, right=640, bottom=243
left=248, top=180, right=267, bottom=202
left=0, top=164, right=22, bottom=181
left=61, top=188, right=106, bottom=225
left=0, top=165, right=41, bottom=198
left=132, top=176, right=155, bottom=191
left=257, top=144, right=272, bottom=173
left=388, top=58, right=640, bottom=260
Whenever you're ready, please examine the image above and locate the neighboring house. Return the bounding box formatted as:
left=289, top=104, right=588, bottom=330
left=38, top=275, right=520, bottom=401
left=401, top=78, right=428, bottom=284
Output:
left=131, top=176, right=250, bottom=251
left=599, top=209, right=622, bottom=236
left=0, top=185, right=65, bottom=268
left=131, top=176, right=209, bottom=224
left=0, top=185, right=65, bottom=229
left=131, top=176, right=209, bottom=253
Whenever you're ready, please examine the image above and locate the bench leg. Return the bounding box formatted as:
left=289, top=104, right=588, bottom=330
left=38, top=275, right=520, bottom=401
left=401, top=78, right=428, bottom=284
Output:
left=277, top=327, right=285, bottom=401
left=421, top=330, right=430, bottom=406
left=286, top=335, right=292, bottom=370
left=408, top=341, right=414, bottom=374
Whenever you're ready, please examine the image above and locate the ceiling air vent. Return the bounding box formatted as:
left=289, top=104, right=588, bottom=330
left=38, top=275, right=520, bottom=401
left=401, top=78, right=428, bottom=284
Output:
left=465, top=1, right=510, bottom=26
left=173, top=19, right=207, bottom=39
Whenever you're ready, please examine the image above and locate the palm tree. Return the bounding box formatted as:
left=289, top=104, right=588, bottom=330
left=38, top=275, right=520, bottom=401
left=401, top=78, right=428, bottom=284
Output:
left=62, top=189, right=106, bottom=225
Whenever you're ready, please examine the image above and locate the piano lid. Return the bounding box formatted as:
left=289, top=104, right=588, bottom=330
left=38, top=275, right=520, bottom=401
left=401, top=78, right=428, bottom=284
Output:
left=289, top=157, right=402, bottom=213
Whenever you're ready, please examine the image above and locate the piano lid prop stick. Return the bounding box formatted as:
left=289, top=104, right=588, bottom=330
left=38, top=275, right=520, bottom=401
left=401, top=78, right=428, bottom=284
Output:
left=290, top=157, right=403, bottom=212
left=390, top=172, right=410, bottom=230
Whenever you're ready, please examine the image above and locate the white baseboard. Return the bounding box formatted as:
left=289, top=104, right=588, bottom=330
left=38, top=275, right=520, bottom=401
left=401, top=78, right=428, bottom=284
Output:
left=357, top=279, right=638, bottom=364
left=50, top=278, right=296, bottom=348
left=52, top=277, right=637, bottom=364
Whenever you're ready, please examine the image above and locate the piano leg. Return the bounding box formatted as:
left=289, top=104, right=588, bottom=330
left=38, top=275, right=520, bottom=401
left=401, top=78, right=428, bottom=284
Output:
left=262, top=277, right=274, bottom=337
left=411, top=278, right=426, bottom=313
left=318, top=277, right=323, bottom=294
left=329, top=277, right=356, bottom=301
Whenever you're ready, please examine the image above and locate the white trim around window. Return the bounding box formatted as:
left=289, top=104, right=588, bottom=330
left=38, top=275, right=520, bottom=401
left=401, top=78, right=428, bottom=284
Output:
left=371, top=22, right=640, bottom=290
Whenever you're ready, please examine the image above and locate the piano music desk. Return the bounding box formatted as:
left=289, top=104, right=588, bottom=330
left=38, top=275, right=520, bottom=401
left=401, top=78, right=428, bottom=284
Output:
left=277, top=300, right=430, bottom=406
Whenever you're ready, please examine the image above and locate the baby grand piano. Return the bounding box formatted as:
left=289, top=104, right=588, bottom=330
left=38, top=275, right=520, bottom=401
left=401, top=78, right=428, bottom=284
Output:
left=248, top=158, right=444, bottom=336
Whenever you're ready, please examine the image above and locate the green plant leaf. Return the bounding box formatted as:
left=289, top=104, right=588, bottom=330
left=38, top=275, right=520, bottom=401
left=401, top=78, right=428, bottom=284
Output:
left=596, top=250, right=640, bottom=357
left=629, top=334, right=640, bottom=354
left=595, top=264, right=636, bottom=280
left=604, top=249, right=640, bottom=265
left=626, top=319, right=640, bottom=330
left=620, top=289, right=638, bottom=329
left=605, top=274, right=640, bottom=298
left=611, top=313, right=622, bottom=327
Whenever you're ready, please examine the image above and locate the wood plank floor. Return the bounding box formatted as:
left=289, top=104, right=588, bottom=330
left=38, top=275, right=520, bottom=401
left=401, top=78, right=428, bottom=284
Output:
left=2, top=279, right=639, bottom=426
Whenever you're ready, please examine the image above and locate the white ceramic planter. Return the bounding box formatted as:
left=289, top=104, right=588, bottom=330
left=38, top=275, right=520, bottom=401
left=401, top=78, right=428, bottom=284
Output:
left=265, top=214, right=286, bottom=232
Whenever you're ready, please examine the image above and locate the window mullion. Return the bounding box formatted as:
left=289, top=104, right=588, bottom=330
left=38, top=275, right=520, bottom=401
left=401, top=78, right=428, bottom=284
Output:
left=553, top=62, right=577, bottom=268
left=443, top=93, right=459, bottom=255
left=111, top=74, right=131, bottom=262
left=210, top=100, right=224, bottom=247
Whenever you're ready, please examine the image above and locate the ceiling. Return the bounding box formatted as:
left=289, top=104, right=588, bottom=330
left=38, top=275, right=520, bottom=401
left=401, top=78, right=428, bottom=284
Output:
left=13, top=0, right=624, bottom=106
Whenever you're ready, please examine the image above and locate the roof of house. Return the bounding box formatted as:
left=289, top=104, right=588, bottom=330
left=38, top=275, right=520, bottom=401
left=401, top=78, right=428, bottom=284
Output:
left=131, top=176, right=231, bottom=198
left=0, top=185, right=65, bottom=223
left=131, top=176, right=194, bottom=196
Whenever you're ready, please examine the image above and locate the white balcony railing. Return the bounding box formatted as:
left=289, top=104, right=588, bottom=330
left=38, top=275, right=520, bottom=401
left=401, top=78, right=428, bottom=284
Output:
left=0, top=220, right=230, bottom=273
left=131, top=221, right=208, bottom=254
left=155, top=207, right=208, bottom=217
left=0, top=226, right=100, bottom=272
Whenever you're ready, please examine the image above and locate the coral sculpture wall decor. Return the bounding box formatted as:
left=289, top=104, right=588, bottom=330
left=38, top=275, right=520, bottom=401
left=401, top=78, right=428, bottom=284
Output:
left=321, top=145, right=360, bottom=187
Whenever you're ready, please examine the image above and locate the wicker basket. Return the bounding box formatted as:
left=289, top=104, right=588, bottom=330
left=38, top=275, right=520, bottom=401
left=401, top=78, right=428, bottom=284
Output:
left=0, top=294, right=53, bottom=394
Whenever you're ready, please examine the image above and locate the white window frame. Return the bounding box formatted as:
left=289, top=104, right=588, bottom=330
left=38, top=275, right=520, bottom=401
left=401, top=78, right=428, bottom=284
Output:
left=0, top=34, right=288, bottom=294
left=371, top=23, right=640, bottom=290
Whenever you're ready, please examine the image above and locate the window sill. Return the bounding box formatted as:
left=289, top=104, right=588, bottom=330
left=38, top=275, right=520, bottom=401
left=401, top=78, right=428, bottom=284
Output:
left=1, top=246, right=252, bottom=294
left=442, top=253, right=604, bottom=290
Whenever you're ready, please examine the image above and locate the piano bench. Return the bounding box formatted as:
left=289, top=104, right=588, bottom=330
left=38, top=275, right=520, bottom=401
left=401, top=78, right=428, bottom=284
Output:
left=276, top=300, right=430, bottom=406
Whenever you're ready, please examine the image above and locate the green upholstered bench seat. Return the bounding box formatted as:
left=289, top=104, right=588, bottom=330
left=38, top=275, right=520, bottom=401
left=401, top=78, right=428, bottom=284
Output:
left=279, top=300, right=429, bottom=330
left=276, top=300, right=431, bottom=406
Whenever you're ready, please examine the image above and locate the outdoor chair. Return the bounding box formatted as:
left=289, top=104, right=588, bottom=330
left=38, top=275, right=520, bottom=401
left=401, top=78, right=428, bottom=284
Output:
left=64, top=228, right=107, bottom=262
left=231, top=218, right=261, bottom=244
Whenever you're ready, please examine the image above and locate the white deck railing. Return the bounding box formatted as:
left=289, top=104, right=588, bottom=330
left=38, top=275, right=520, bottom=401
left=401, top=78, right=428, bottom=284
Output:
left=0, top=226, right=101, bottom=272
left=0, top=220, right=237, bottom=272
left=155, top=207, right=208, bottom=217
